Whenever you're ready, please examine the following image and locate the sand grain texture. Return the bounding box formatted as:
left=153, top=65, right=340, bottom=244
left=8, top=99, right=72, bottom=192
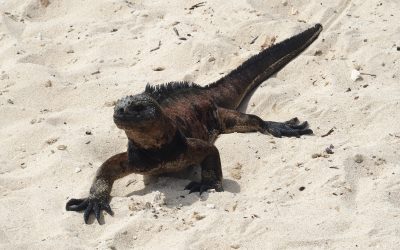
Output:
left=1, top=0, right=400, bottom=249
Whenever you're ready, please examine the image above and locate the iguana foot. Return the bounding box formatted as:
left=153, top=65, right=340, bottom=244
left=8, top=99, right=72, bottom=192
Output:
left=184, top=181, right=224, bottom=194
left=265, top=117, right=313, bottom=138
left=66, top=197, right=113, bottom=224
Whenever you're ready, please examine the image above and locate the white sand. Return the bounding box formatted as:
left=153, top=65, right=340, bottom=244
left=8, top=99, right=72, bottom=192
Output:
left=1, top=0, right=400, bottom=249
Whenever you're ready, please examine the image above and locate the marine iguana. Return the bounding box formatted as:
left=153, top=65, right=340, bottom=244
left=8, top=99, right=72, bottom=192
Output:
left=66, top=24, right=323, bottom=224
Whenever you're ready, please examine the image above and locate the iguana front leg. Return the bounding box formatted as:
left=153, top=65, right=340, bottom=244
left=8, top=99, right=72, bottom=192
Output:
left=66, top=152, right=131, bottom=224
left=184, top=138, right=224, bottom=194
left=66, top=139, right=225, bottom=221
left=218, top=107, right=313, bottom=137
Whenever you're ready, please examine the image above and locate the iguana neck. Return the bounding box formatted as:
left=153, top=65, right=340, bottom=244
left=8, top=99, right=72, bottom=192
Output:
left=124, top=117, right=177, bottom=149
left=127, top=129, right=187, bottom=167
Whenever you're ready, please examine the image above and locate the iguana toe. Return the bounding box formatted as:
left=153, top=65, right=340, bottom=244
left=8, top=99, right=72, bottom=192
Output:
left=265, top=118, right=313, bottom=138
left=66, top=197, right=113, bottom=224
left=185, top=181, right=224, bottom=194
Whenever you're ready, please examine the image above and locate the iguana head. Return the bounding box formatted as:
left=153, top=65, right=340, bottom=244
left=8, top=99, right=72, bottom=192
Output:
left=113, top=93, right=162, bottom=129
left=113, top=93, right=175, bottom=148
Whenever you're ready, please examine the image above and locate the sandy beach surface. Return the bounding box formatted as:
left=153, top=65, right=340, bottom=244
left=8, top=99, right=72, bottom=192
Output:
left=1, top=0, right=400, bottom=249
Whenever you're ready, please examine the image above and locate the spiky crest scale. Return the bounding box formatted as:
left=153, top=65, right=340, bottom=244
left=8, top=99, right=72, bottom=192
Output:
left=144, top=81, right=203, bottom=102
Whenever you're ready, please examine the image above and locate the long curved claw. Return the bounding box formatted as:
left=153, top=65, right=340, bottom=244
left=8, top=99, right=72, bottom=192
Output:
left=66, top=198, right=88, bottom=211
left=84, top=201, right=94, bottom=224
left=94, top=203, right=101, bottom=224
left=101, top=203, right=114, bottom=216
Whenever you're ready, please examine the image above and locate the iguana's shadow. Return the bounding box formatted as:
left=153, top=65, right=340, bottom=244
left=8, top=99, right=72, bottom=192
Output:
left=237, top=81, right=270, bottom=113
left=125, top=166, right=240, bottom=208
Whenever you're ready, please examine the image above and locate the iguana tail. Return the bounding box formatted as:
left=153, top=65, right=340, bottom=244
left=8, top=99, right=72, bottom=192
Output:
left=208, top=24, right=323, bottom=109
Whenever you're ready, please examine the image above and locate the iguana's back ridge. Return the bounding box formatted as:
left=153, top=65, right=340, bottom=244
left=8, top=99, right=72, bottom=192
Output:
left=144, top=81, right=202, bottom=102
left=66, top=24, right=323, bottom=224
left=144, top=24, right=322, bottom=109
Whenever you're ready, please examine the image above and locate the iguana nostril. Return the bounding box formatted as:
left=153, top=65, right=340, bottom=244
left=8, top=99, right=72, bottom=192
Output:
left=118, top=108, right=124, bottom=114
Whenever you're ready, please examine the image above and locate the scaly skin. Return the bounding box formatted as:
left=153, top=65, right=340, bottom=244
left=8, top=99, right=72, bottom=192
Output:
left=66, top=24, right=323, bottom=224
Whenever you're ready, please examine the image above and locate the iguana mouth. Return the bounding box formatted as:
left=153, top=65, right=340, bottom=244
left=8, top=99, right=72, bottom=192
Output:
left=113, top=112, right=143, bottom=122
left=113, top=115, right=155, bottom=130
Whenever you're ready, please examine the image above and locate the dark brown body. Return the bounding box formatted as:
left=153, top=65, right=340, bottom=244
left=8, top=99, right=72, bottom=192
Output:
left=162, top=90, right=220, bottom=142
left=66, top=24, right=323, bottom=224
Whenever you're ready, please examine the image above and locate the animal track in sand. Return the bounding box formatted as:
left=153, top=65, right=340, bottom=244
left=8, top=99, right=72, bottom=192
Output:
left=342, top=154, right=385, bottom=208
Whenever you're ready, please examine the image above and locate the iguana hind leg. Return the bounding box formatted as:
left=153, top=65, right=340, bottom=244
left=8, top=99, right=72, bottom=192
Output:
left=218, top=107, right=313, bottom=137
